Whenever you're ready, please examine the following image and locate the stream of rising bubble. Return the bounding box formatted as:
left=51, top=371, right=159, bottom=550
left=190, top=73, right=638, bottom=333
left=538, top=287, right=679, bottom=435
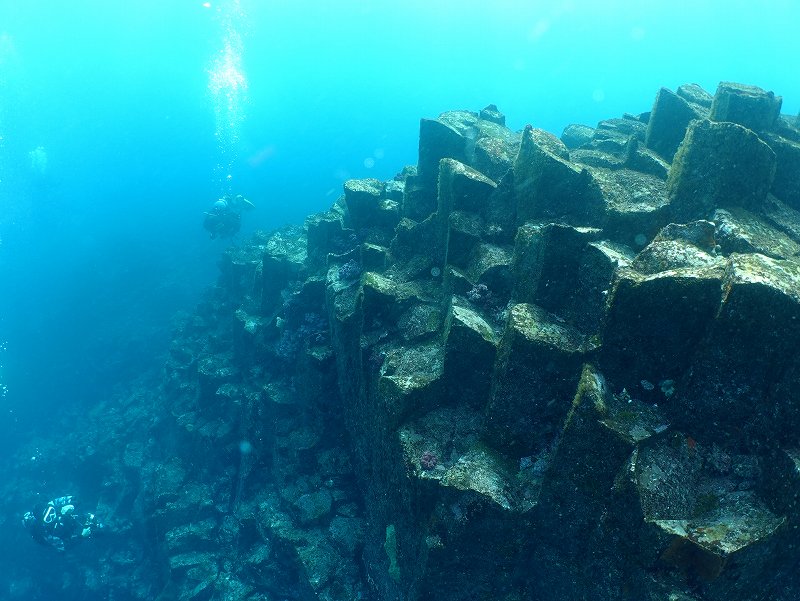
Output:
left=206, top=0, right=248, bottom=195
left=0, top=34, right=9, bottom=401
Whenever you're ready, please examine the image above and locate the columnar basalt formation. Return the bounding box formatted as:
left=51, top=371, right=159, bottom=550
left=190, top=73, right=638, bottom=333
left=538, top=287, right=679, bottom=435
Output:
left=6, top=82, right=800, bottom=601
left=156, top=81, right=800, bottom=601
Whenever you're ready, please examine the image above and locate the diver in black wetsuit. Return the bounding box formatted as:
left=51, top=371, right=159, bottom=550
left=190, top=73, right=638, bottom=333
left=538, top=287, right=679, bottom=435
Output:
left=22, top=495, right=104, bottom=552
left=203, top=194, right=255, bottom=239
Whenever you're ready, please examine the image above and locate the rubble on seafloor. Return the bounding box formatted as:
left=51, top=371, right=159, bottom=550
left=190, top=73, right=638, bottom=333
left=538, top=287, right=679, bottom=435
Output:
left=5, top=81, right=800, bottom=601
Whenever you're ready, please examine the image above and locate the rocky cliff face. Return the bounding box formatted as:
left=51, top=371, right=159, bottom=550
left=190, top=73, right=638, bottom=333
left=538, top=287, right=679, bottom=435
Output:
left=6, top=82, right=800, bottom=601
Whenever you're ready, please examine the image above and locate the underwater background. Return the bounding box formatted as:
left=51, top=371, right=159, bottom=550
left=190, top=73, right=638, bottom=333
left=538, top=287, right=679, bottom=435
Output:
left=1, top=1, right=800, bottom=592
left=1, top=0, right=798, bottom=450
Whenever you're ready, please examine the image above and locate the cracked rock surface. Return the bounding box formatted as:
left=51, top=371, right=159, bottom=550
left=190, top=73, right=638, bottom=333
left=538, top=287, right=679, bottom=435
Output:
left=4, top=81, right=800, bottom=601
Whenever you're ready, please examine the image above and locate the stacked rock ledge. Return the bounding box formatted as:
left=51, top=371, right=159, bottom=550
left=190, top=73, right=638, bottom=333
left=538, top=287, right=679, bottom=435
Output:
left=11, top=83, right=800, bottom=601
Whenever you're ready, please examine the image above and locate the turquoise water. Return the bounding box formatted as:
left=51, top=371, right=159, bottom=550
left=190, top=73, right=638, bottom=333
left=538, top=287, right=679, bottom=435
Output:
left=0, top=0, right=798, bottom=442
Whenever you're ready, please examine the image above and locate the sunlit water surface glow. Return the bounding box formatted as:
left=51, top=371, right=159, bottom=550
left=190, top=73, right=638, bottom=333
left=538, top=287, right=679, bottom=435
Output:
left=206, top=0, right=248, bottom=195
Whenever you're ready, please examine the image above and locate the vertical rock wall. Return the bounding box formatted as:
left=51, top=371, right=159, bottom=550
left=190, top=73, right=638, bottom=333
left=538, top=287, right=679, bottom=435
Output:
left=7, top=81, right=800, bottom=601
left=151, top=81, right=800, bottom=601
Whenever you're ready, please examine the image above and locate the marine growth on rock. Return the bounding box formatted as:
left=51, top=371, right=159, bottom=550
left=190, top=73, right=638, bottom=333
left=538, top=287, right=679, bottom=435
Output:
left=10, top=81, right=800, bottom=601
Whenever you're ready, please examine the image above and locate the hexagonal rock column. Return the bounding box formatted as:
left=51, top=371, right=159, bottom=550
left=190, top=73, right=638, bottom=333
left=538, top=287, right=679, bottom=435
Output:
left=650, top=508, right=784, bottom=600
left=680, top=253, right=800, bottom=445
left=710, top=82, right=782, bottom=133
left=485, top=303, right=596, bottom=457
left=397, top=409, right=526, bottom=601
left=666, top=119, right=776, bottom=222
left=560, top=123, right=595, bottom=149
left=439, top=158, right=497, bottom=217
left=524, top=364, right=671, bottom=599
left=712, top=207, right=800, bottom=259
left=437, top=158, right=497, bottom=268
left=770, top=352, right=800, bottom=447
left=613, top=436, right=786, bottom=601
left=763, top=132, right=800, bottom=210
left=510, top=222, right=614, bottom=335
left=461, top=243, right=512, bottom=294
left=645, top=86, right=710, bottom=162
left=261, top=227, right=309, bottom=311
left=676, top=83, right=714, bottom=108
left=442, top=302, right=499, bottom=408
left=601, top=263, right=724, bottom=393
left=513, top=125, right=604, bottom=226
left=377, top=340, right=445, bottom=428
left=592, top=167, right=671, bottom=247
left=343, top=178, right=400, bottom=233
left=418, top=117, right=468, bottom=188
left=305, top=208, right=348, bottom=271
left=761, top=448, right=800, bottom=527
left=196, top=353, right=239, bottom=406
left=421, top=109, right=519, bottom=183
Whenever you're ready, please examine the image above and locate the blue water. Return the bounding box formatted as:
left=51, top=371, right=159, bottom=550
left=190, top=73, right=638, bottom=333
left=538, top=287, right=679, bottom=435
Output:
left=1, top=0, right=798, bottom=449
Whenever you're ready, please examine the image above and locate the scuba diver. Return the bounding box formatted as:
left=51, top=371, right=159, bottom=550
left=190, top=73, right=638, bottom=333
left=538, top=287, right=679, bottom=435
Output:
left=22, top=495, right=104, bottom=552
left=203, top=194, right=255, bottom=239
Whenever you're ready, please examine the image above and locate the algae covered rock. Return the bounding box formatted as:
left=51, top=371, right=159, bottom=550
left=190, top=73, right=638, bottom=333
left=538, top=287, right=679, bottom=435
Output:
left=511, top=222, right=614, bottom=335
left=678, top=252, right=800, bottom=444
left=397, top=407, right=527, bottom=601
left=710, top=81, right=782, bottom=133
left=295, top=489, right=334, bottom=525
left=629, top=220, right=720, bottom=274
left=713, top=207, right=800, bottom=259
left=514, top=124, right=604, bottom=225
left=305, top=205, right=351, bottom=268
left=763, top=132, right=800, bottom=209
left=677, top=82, right=714, bottom=108
left=54, top=80, right=800, bottom=601
left=442, top=302, right=498, bottom=408
left=439, top=447, right=514, bottom=510
left=478, top=103, right=505, bottom=125
left=592, top=167, right=671, bottom=245
left=486, top=303, right=597, bottom=455
left=438, top=158, right=497, bottom=218
left=667, top=119, right=777, bottom=221
left=645, top=85, right=710, bottom=161
left=378, top=340, right=445, bottom=424
left=522, top=364, right=670, bottom=599
left=561, top=123, right=595, bottom=149
left=437, top=158, right=498, bottom=267
left=160, top=84, right=800, bottom=601
left=418, top=109, right=519, bottom=190
left=418, top=116, right=470, bottom=187
left=344, top=177, right=400, bottom=232
left=602, top=263, right=724, bottom=388
left=613, top=435, right=786, bottom=601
